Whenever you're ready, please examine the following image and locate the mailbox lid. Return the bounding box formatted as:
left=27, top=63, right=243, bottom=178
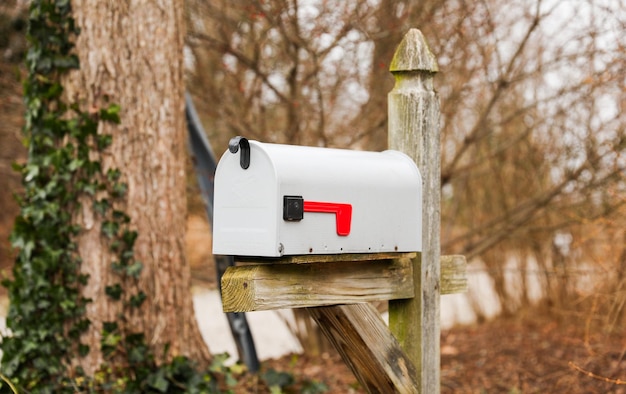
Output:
left=212, top=140, right=421, bottom=257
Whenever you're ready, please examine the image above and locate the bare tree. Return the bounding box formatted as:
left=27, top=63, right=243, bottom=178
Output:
left=183, top=0, right=625, bottom=331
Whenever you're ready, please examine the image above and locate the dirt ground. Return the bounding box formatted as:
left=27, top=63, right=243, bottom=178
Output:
left=226, top=311, right=626, bottom=393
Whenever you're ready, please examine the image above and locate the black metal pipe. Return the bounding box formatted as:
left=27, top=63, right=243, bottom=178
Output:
left=185, top=93, right=260, bottom=372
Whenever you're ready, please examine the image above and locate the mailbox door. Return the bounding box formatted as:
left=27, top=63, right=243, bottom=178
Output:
left=212, top=145, right=281, bottom=256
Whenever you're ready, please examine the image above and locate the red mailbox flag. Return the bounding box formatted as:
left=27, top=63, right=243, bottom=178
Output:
left=283, top=195, right=352, bottom=236
left=303, top=201, right=352, bottom=236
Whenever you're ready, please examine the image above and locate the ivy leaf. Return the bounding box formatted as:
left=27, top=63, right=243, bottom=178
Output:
left=106, top=168, right=121, bottom=182
left=102, top=331, right=122, bottom=356
left=24, top=164, right=39, bottom=182
left=101, top=221, right=119, bottom=238
left=60, top=298, right=76, bottom=311
left=262, top=369, right=294, bottom=390
left=103, top=321, right=118, bottom=333
left=112, top=210, right=130, bottom=223
left=52, top=54, right=79, bottom=70
left=97, top=134, right=113, bottom=150
left=78, top=274, right=90, bottom=285
left=105, top=284, right=123, bottom=300
left=83, top=181, right=97, bottom=195
left=108, top=240, right=121, bottom=253
left=127, top=262, right=143, bottom=278
left=121, top=250, right=134, bottom=263
left=147, top=369, right=169, bottom=393
left=100, top=103, right=121, bottom=124
left=111, top=182, right=127, bottom=198
left=78, top=343, right=90, bottom=357
left=74, top=318, right=91, bottom=333
left=100, top=104, right=120, bottom=124
left=68, top=158, right=83, bottom=172
left=22, top=240, right=35, bottom=260
left=129, top=291, right=146, bottom=308
left=111, top=261, right=124, bottom=273
left=43, top=81, right=63, bottom=99
left=122, top=230, right=138, bottom=247
left=93, top=199, right=110, bottom=216
left=11, top=161, right=24, bottom=172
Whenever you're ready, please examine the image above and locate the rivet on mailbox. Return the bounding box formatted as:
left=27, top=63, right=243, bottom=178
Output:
left=212, top=137, right=422, bottom=257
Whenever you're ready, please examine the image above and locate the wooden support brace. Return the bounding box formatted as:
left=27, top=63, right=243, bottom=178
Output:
left=220, top=254, right=466, bottom=312
left=307, top=303, right=419, bottom=393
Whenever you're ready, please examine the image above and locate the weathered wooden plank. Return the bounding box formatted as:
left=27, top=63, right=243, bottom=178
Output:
left=220, top=255, right=466, bottom=312
left=221, top=257, right=414, bottom=312
left=235, top=252, right=416, bottom=265
left=308, top=303, right=419, bottom=393
left=441, top=254, right=467, bottom=295
left=388, top=28, right=442, bottom=393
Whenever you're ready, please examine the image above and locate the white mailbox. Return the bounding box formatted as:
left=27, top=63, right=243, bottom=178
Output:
left=212, top=137, right=422, bottom=257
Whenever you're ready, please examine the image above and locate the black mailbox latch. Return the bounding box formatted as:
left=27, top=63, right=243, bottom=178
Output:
left=283, top=195, right=304, bottom=221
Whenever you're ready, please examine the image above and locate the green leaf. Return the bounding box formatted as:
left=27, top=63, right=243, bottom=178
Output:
left=52, top=54, right=79, bottom=70
left=262, top=369, right=294, bottom=390
left=129, top=291, right=146, bottom=308
left=68, top=158, right=83, bottom=172
left=97, top=134, right=113, bottom=150
left=83, top=181, right=97, bottom=195
left=105, top=284, right=123, bottom=300
left=78, top=343, right=90, bottom=357
left=112, top=210, right=130, bottom=223
left=121, top=250, right=134, bottom=263
left=93, top=199, right=110, bottom=216
left=24, top=164, right=39, bottom=182
left=269, top=386, right=283, bottom=394
left=127, top=342, right=148, bottom=364
left=122, top=230, right=138, bottom=247
left=60, top=298, right=76, bottom=311
left=11, top=161, right=24, bottom=172
left=103, top=321, right=118, bottom=333
left=111, top=261, right=124, bottom=273
left=101, top=221, right=119, bottom=238
left=78, top=274, right=90, bottom=285
left=111, top=182, right=127, bottom=198
left=147, top=369, right=169, bottom=393
left=102, top=332, right=122, bottom=348
left=100, top=104, right=121, bottom=123
left=106, top=168, right=121, bottom=182
left=127, top=262, right=143, bottom=278
left=302, top=380, right=329, bottom=394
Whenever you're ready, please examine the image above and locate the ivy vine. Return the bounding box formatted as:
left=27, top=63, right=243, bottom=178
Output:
left=0, top=1, right=234, bottom=393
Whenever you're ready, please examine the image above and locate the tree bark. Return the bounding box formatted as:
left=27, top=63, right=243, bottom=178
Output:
left=66, top=0, right=210, bottom=374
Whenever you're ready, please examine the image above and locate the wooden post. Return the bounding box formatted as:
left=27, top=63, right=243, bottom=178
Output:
left=388, top=29, right=441, bottom=393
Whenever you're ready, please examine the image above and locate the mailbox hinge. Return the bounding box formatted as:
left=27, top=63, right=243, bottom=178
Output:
left=228, top=136, right=250, bottom=169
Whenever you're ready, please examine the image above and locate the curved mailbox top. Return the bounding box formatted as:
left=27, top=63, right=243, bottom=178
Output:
left=213, top=139, right=422, bottom=257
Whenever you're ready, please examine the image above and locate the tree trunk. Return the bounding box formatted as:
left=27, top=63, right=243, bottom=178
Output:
left=66, top=0, right=210, bottom=374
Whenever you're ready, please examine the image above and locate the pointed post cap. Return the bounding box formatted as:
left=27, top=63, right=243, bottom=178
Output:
left=390, top=29, right=439, bottom=73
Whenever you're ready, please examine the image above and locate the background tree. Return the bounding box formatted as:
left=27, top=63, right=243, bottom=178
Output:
left=65, top=0, right=210, bottom=374
left=184, top=0, right=626, bottom=323
left=0, top=0, right=27, bottom=276
left=1, top=0, right=213, bottom=390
